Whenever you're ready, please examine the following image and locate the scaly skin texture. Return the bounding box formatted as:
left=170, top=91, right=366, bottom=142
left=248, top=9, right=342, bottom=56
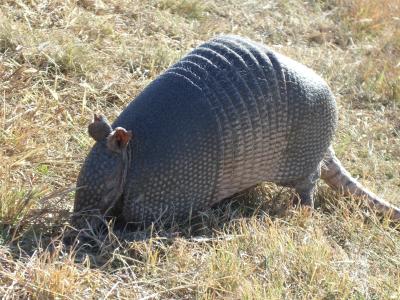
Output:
left=73, top=35, right=400, bottom=226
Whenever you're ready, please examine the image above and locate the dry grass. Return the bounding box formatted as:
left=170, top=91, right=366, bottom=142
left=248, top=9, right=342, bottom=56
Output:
left=0, top=0, right=399, bottom=298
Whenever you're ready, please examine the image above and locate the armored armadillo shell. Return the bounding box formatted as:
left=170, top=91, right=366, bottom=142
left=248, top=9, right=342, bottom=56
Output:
left=112, top=35, right=337, bottom=224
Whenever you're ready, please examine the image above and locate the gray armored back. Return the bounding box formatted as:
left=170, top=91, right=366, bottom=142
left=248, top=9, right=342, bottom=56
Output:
left=110, top=35, right=337, bottom=224
left=75, top=35, right=338, bottom=225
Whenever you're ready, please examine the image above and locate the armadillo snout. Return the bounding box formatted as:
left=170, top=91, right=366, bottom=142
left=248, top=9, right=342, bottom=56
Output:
left=74, top=135, right=131, bottom=227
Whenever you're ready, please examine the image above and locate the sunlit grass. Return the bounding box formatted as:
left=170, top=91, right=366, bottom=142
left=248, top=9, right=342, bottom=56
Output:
left=0, top=0, right=399, bottom=298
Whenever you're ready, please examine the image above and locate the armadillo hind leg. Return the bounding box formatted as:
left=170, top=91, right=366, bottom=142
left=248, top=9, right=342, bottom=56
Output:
left=321, top=146, right=400, bottom=221
left=291, top=168, right=321, bottom=207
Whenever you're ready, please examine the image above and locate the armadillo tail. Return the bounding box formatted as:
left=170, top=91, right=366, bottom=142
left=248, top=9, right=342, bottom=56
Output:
left=321, top=147, right=400, bottom=221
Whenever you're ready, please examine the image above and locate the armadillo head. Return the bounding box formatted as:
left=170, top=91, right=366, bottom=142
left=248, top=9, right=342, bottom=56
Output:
left=73, top=114, right=133, bottom=228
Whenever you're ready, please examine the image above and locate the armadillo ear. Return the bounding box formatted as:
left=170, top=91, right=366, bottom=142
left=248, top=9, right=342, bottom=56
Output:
left=107, top=127, right=133, bottom=153
left=88, top=114, right=113, bottom=141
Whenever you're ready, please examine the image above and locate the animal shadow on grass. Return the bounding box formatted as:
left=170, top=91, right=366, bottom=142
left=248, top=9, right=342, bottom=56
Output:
left=1, top=184, right=291, bottom=271
left=59, top=184, right=293, bottom=267
left=4, top=183, right=378, bottom=269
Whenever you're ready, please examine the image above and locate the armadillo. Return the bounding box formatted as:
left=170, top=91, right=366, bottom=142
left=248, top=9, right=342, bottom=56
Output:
left=73, top=35, right=400, bottom=226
